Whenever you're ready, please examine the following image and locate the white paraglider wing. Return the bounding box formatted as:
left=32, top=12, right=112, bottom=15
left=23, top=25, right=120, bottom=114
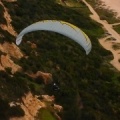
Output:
left=16, top=20, right=92, bottom=54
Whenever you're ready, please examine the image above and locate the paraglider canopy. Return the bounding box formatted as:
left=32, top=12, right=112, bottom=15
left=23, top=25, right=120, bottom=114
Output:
left=16, top=20, right=92, bottom=54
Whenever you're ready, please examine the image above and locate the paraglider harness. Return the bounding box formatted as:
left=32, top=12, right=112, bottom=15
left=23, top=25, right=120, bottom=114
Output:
left=52, top=82, right=60, bottom=91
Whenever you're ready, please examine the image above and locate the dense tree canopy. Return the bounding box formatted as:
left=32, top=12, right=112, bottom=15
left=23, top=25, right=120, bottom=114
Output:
left=0, top=0, right=120, bottom=120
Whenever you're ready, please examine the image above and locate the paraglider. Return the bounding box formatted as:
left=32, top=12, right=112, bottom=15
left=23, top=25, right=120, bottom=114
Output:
left=52, top=82, right=60, bottom=91
left=16, top=20, right=92, bottom=54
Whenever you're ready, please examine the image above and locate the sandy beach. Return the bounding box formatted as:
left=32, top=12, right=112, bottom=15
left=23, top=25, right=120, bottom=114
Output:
left=100, top=0, right=120, bottom=18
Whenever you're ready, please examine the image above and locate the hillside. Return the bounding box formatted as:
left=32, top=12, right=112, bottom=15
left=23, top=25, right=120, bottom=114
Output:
left=0, top=0, right=120, bottom=120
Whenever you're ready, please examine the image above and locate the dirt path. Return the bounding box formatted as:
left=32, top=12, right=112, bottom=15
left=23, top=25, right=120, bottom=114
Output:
left=111, top=22, right=120, bottom=26
left=82, top=0, right=120, bottom=71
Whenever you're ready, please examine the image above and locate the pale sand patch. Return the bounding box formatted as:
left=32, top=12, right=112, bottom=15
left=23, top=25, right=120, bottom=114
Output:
left=99, top=37, right=120, bottom=71
left=0, top=1, right=17, bottom=36
left=100, top=0, right=120, bottom=18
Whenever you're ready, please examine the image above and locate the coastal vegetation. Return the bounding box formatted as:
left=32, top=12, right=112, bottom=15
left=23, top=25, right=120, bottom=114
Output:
left=86, top=0, right=120, bottom=23
left=0, top=0, right=120, bottom=120
left=113, top=24, right=120, bottom=34
left=37, top=108, right=56, bottom=120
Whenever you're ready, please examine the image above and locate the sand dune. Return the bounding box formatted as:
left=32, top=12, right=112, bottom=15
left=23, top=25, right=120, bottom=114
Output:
left=83, top=0, right=120, bottom=71
left=100, top=0, right=120, bottom=17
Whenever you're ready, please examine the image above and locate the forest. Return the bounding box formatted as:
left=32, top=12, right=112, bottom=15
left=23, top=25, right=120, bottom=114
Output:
left=0, top=0, right=120, bottom=120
